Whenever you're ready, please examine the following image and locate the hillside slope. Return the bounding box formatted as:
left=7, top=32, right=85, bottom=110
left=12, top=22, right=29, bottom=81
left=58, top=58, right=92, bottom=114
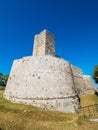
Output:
left=0, top=91, right=78, bottom=130
left=1, top=91, right=98, bottom=130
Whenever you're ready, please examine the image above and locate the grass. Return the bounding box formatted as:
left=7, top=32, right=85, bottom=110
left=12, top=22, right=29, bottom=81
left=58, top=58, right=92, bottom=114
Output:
left=80, top=94, right=98, bottom=107
left=80, top=94, right=98, bottom=117
left=0, top=91, right=78, bottom=130
left=0, top=90, right=98, bottom=130
left=78, top=93, right=98, bottom=130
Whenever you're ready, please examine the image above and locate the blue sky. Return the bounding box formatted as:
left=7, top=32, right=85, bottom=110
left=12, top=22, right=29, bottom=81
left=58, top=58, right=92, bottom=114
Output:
left=0, top=0, right=98, bottom=86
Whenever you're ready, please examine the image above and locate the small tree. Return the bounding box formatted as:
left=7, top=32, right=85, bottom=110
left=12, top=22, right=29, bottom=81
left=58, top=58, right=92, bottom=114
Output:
left=93, top=65, right=98, bottom=84
left=0, top=72, right=3, bottom=86
left=0, top=72, right=9, bottom=86
left=3, top=74, right=9, bottom=86
left=0, top=72, right=3, bottom=77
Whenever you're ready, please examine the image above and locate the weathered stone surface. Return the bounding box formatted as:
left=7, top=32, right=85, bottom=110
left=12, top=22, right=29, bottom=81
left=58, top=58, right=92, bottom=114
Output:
left=83, top=75, right=95, bottom=94
left=4, top=29, right=95, bottom=113
left=71, top=65, right=95, bottom=96
left=33, top=30, right=55, bottom=56
left=71, top=65, right=86, bottom=96
left=4, top=56, right=80, bottom=113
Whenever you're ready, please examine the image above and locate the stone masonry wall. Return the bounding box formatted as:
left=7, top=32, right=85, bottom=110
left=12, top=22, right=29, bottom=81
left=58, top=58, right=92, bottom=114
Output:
left=4, top=29, right=95, bottom=113
left=83, top=75, right=95, bottom=94
left=4, top=56, right=80, bottom=113
left=71, top=65, right=86, bottom=96
left=33, top=30, right=55, bottom=56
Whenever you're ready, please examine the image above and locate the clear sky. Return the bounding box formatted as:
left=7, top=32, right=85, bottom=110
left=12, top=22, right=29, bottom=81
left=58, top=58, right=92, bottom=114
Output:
left=0, top=0, right=98, bottom=86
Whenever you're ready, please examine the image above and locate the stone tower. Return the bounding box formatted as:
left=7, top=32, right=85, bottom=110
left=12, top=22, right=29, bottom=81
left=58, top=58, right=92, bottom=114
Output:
left=4, top=29, right=95, bottom=113
left=33, top=30, right=55, bottom=56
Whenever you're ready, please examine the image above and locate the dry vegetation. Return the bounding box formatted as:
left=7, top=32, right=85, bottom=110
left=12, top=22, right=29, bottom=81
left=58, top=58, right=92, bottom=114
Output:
left=0, top=91, right=78, bottom=130
left=0, top=90, right=98, bottom=130
left=80, top=94, right=98, bottom=107
left=78, top=94, right=98, bottom=130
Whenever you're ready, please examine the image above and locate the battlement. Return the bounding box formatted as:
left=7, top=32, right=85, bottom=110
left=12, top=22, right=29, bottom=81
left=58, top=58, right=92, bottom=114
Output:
left=33, top=30, right=55, bottom=56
